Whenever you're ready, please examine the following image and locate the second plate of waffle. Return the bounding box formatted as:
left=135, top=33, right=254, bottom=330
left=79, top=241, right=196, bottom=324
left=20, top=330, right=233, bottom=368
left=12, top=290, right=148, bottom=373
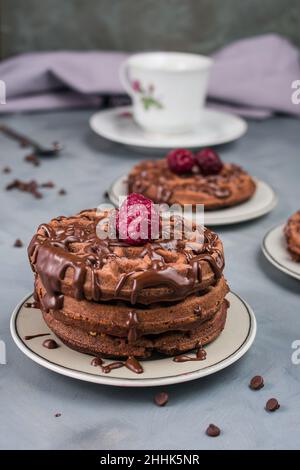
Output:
left=109, top=174, right=277, bottom=226
left=262, top=211, right=300, bottom=280
left=108, top=148, right=277, bottom=226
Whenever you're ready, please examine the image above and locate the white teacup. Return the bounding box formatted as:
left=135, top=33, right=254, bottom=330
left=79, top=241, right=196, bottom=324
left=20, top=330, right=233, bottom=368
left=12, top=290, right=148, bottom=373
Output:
left=119, top=52, right=212, bottom=134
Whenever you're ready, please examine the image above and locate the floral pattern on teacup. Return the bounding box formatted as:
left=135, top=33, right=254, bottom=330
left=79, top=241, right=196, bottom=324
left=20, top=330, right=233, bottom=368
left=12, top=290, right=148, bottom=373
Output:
left=131, top=80, right=163, bottom=111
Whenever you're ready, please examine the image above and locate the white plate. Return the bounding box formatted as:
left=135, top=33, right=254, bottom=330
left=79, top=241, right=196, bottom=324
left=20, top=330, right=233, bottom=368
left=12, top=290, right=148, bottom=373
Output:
left=108, top=175, right=277, bottom=226
left=262, top=224, right=300, bottom=281
left=89, top=106, right=247, bottom=150
left=10, top=292, right=256, bottom=387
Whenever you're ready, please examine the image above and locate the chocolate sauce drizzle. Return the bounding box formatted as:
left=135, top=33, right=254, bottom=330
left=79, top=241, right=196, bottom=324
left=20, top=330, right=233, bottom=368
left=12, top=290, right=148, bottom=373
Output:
left=24, top=333, right=50, bottom=340
left=91, top=355, right=143, bottom=375
left=126, top=311, right=139, bottom=343
left=28, top=210, right=224, bottom=310
left=173, top=344, right=207, bottom=363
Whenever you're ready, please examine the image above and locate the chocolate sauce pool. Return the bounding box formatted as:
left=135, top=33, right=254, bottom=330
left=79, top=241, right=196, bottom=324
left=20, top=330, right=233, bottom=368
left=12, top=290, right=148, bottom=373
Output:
left=173, top=345, right=207, bottom=363
left=91, top=355, right=144, bottom=375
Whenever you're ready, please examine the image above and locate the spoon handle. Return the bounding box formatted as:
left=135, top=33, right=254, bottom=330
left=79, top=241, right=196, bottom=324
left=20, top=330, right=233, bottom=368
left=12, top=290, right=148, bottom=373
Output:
left=0, top=124, right=40, bottom=150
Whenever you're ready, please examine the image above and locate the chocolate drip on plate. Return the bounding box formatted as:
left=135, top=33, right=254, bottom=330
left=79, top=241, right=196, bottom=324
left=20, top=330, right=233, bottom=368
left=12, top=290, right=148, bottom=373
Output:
left=91, top=357, right=103, bottom=366
left=125, top=356, right=144, bottom=374
left=100, top=356, right=144, bottom=375
left=24, top=333, right=50, bottom=340
left=173, top=344, right=207, bottom=363
left=42, top=339, right=59, bottom=349
left=101, top=361, right=124, bottom=373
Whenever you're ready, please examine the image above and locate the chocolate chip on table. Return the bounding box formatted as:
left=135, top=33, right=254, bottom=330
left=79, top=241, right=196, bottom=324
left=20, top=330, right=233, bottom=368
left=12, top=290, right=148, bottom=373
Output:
left=41, top=181, right=55, bottom=188
left=58, top=188, right=67, bottom=195
left=6, top=179, right=43, bottom=199
left=20, top=138, right=30, bottom=148
left=249, top=375, right=264, bottom=390
left=2, top=166, right=11, bottom=174
left=24, top=153, right=40, bottom=166
left=265, top=398, right=280, bottom=412
left=13, top=180, right=43, bottom=198
left=54, top=413, right=61, bottom=418
left=14, top=238, right=23, bottom=247
left=154, top=391, right=169, bottom=407
left=206, top=424, right=221, bottom=437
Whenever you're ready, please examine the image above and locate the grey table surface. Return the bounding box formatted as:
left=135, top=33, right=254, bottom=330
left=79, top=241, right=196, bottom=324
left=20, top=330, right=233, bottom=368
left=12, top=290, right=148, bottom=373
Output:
left=0, top=110, right=299, bottom=450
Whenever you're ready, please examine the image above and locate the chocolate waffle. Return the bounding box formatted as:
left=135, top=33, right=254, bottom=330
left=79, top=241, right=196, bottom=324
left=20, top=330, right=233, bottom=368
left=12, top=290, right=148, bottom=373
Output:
left=28, top=208, right=230, bottom=360
left=284, top=210, right=300, bottom=261
left=128, top=159, right=256, bottom=210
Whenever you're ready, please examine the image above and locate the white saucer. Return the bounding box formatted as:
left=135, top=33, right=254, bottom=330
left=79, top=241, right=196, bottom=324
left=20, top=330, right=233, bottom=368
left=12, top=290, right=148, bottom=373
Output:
left=11, top=292, right=256, bottom=388
left=262, top=224, right=300, bottom=281
left=108, top=175, right=277, bottom=226
left=89, top=106, right=247, bottom=150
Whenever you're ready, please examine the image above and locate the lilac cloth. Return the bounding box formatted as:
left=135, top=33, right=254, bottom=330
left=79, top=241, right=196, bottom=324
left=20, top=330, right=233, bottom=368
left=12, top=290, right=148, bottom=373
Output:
left=0, top=51, right=128, bottom=113
left=0, top=35, right=299, bottom=118
left=208, top=34, right=300, bottom=118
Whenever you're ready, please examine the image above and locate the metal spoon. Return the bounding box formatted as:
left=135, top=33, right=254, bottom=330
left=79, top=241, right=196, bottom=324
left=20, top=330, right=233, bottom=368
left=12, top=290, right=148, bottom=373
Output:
left=0, top=124, right=63, bottom=156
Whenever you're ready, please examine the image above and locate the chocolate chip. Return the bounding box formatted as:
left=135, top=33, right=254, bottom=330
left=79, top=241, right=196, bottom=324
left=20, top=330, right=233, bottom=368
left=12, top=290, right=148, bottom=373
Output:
left=41, top=181, right=55, bottom=188
left=14, top=238, right=23, bottom=247
left=249, top=375, right=264, bottom=390
left=58, top=189, right=67, bottom=195
left=2, top=166, right=11, bottom=174
left=6, top=179, right=18, bottom=190
left=54, top=413, right=61, bottom=418
left=206, top=424, right=221, bottom=437
left=265, top=398, right=280, bottom=412
left=154, top=391, right=169, bottom=407
left=20, top=138, right=30, bottom=148
left=6, top=179, right=43, bottom=198
left=24, top=153, right=40, bottom=166
left=103, top=191, right=109, bottom=199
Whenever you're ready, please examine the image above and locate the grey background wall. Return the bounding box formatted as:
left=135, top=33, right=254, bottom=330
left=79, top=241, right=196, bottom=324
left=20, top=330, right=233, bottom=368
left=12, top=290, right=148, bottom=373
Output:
left=0, top=0, right=300, bottom=59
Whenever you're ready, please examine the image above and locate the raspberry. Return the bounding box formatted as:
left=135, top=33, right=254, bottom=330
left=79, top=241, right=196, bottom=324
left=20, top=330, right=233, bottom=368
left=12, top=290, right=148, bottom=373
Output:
left=116, top=194, right=159, bottom=245
left=196, top=148, right=223, bottom=175
left=167, top=149, right=195, bottom=175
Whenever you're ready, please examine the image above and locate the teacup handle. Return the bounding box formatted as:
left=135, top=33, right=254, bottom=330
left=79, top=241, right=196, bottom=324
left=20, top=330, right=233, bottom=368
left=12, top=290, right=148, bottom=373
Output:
left=119, top=61, right=132, bottom=96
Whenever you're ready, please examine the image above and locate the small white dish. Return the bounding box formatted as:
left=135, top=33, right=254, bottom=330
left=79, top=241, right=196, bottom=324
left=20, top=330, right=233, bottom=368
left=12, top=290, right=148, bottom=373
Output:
left=11, top=292, right=256, bottom=388
left=108, top=175, right=277, bottom=226
left=89, top=106, right=247, bottom=150
left=262, top=224, right=300, bottom=281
